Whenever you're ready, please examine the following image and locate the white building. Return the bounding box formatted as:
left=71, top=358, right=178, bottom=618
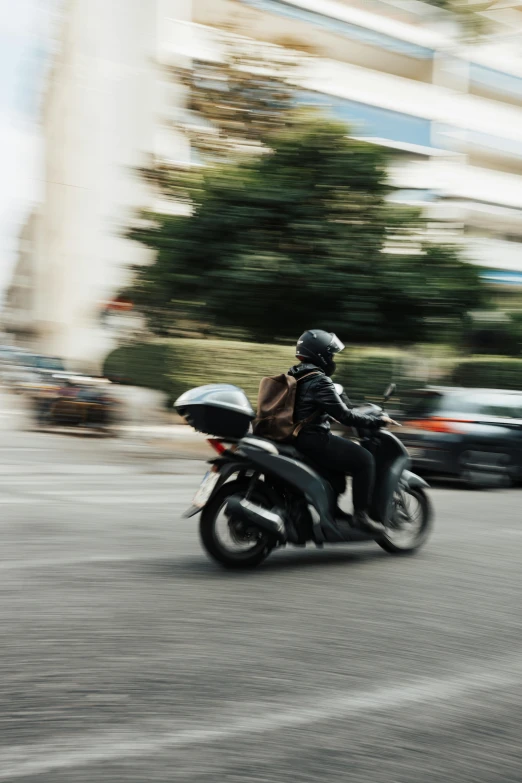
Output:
left=4, top=0, right=191, bottom=371
left=192, top=0, right=522, bottom=283
left=6, top=0, right=522, bottom=366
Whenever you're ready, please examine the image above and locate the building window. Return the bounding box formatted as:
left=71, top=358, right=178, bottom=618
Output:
left=298, top=91, right=433, bottom=148
left=238, top=0, right=433, bottom=59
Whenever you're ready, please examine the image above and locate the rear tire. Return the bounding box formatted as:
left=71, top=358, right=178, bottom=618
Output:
left=377, top=487, right=432, bottom=556
left=199, top=480, right=275, bottom=570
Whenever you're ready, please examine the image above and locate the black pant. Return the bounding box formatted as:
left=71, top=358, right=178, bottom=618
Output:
left=296, top=430, right=375, bottom=512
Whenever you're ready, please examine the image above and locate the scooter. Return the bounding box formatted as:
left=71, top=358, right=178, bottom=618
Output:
left=176, top=383, right=433, bottom=569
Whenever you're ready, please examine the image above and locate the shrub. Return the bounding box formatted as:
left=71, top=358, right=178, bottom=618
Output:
left=104, top=340, right=431, bottom=407
left=452, top=357, right=522, bottom=390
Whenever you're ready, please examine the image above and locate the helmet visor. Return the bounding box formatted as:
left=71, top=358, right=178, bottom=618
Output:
left=328, top=334, right=345, bottom=354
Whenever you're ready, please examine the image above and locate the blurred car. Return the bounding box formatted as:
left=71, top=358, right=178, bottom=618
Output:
left=398, top=386, right=522, bottom=487
left=2, top=351, right=38, bottom=391
left=32, top=374, right=120, bottom=433
left=3, top=352, right=66, bottom=392
left=0, top=345, right=20, bottom=366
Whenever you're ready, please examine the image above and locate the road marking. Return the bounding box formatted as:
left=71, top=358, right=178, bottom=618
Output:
left=0, top=447, right=54, bottom=451
left=24, top=489, right=182, bottom=501
left=0, top=466, right=137, bottom=475
left=0, top=491, right=191, bottom=507
left=0, top=554, right=164, bottom=571
left=0, top=497, right=40, bottom=504
left=2, top=654, right=522, bottom=778
left=0, top=467, right=199, bottom=478
left=496, top=528, right=522, bottom=535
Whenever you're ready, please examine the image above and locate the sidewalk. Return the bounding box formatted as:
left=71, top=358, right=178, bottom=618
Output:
left=116, top=422, right=212, bottom=458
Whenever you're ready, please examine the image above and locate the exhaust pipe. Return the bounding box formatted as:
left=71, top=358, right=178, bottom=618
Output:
left=226, top=496, right=286, bottom=543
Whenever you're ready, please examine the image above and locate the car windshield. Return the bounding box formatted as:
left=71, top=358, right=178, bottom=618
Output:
left=461, top=393, right=522, bottom=419
left=404, top=392, right=443, bottom=418
left=16, top=353, right=38, bottom=367
left=36, top=357, right=64, bottom=371
left=406, top=390, right=522, bottom=419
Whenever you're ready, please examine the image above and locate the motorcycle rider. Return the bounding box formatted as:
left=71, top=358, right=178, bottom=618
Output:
left=289, top=329, right=393, bottom=535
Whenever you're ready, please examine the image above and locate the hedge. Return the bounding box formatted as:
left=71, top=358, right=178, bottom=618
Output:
left=104, top=340, right=295, bottom=404
left=451, top=357, right=522, bottom=390
left=104, top=341, right=522, bottom=414
left=103, top=339, right=441, bottom=406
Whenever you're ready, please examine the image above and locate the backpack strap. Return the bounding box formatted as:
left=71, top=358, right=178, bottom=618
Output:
left=295, top=371, right=323, bottom=384
left=292, top=371, right=323, bottom=437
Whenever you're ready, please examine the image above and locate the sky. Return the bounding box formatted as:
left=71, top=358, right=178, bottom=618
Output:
left=0, top=0, right=56, bottom=297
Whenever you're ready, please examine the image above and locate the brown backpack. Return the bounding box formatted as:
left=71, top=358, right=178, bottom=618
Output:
left=252, top=371, right=321, bottom=442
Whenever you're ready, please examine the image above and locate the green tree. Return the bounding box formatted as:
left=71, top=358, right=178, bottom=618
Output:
left=127, top=113, right=487, bottom=343
left=139, top=32, right=308, bottom=206
left=173, top=34, right=307, bottom=158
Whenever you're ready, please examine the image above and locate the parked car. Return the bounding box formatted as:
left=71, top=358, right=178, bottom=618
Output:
left=32, top=375, right=119, bottom=433
left=0, top=345, right=20, bottom=365
left=2, top=351, right=38, bottom=391
left=398, top=386, right=522, bottom=486
left=3, top=352, right=65, bottom=392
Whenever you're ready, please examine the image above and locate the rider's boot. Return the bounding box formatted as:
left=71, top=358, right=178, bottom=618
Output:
left=335, top=506, right=353, bottom=523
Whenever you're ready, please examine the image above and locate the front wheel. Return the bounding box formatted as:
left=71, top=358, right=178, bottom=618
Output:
left=377, top=486, right=432, bottom=556
left=199, top=480, right=275, bottom=570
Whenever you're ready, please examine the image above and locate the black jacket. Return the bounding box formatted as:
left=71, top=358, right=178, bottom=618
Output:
left=288, top=363, right=381, bottom=434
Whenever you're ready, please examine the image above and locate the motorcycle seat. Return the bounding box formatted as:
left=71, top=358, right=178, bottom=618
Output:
left=241, top=435, right=346, bottom=496
left=277, top=442, right=309, bottom=461
left=241, top=435, right=327, bottom=472
left=241, top=435, right=308, bottom=462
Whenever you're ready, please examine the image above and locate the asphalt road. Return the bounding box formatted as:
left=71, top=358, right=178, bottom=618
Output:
left=1, top=397, right=522, bottom=782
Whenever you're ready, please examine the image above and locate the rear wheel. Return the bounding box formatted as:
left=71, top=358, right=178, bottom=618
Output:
left=199, top=480, right=275, bottom=570
left=378, top=486, right=432, bottom=556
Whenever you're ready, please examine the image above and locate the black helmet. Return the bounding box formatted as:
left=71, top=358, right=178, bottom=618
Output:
left=296, top=330, right=345, bottom=370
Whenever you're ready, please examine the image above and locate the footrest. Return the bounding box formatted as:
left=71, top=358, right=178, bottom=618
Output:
left=321, top=518, right=345, bottom=543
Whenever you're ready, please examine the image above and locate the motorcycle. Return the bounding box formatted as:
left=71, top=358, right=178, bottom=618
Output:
left=175, top=383, right=432, bottom=569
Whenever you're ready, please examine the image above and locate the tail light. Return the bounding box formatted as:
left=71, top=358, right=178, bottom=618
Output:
left=405, top=417, right=471, bottom=434
left=207, top=438, right=226, bottom=455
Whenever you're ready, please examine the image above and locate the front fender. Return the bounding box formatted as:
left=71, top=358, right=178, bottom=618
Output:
left=401, top=469, right=430, bottom=490
left=371, top=453, right=409, bottom=524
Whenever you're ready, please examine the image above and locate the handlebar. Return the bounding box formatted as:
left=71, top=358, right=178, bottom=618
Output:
left=350, top=404, right=400, bottom=431
left=352, top=403, right=383, bottom=416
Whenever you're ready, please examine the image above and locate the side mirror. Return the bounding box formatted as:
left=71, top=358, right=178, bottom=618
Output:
left=334, top=383, right=344, bottom=396
left=383, top=383, right=396, bottom=401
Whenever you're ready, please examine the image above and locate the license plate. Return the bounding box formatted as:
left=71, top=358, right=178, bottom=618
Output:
left=193, top=471, right=220, bottom=509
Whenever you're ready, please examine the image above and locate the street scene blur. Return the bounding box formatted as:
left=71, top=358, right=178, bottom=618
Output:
left=4, top=0, right=522, bottom=780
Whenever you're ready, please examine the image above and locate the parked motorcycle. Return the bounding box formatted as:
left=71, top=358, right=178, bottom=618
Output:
left=175, top=383, right=432, bottom=569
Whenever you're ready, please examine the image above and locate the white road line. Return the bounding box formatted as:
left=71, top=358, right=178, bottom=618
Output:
left=0, top=447, right=54, bottom=451
left=0, top=497, right=40, bottom=505
left=0, top=490, right=194, bottom=508
left=0, top=475, right=198, bottom=484
left=2, top=654, right=522, bottom=779
left=0, top=554, right=162, bottom=571
left=0, top=468, right=199, bottom=477
left=0, top=492, right=188, bottom=506
left=494, top=528, right=522, bottom=535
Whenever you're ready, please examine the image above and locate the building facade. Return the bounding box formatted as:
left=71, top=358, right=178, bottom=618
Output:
left=192, top=0, right=522, bottom=283
left=4, top=0, right=191, bottom=371
left=5, top=0, right=522, bottom=366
